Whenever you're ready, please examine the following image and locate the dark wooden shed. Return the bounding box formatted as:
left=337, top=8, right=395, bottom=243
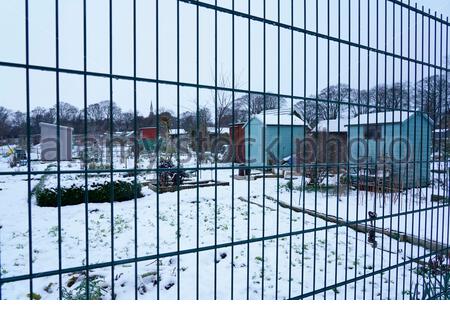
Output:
left=229, top=123, right=245, bottom=163
left=311, top=118, right=348, bottom=171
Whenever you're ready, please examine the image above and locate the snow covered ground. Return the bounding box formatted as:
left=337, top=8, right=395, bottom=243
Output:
left=0, top=155, right=448, bottom=300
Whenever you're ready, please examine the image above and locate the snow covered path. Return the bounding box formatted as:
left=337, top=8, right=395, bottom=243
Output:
left=0, top=161, right=448, bottom=300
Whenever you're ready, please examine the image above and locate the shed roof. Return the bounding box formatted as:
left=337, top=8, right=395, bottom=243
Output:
left=207, top=127, right=228, bottom=133
left=39, top=122, right=74, bottom=131
left=245, top=108, right=305, bottom=127
left=345, top=111, right=432, bottom=126
left=313, top=118, right=348, bottom=133
left=254, top=114, right=305, bottom=126
left=169, top=129, right=187, bottom=135
left=433, top=128, right=449, bottom=133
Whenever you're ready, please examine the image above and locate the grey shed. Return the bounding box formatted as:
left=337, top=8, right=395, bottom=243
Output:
left=40, top=122, right=74, bottom=161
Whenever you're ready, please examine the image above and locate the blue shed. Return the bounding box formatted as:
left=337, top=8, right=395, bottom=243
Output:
left=244, top=109, right=307, bottom=168
left=346, top=111, right=433, bottom=189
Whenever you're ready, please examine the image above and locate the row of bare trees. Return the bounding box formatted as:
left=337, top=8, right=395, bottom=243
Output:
left=296, top=75, right=450, bottom=129
left=1, top=74, right=449, bottom=140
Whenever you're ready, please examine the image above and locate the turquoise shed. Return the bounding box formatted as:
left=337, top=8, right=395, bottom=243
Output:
left=244, top=109, right=307, bottom=168
left=346, top=111, right=433, bottom=189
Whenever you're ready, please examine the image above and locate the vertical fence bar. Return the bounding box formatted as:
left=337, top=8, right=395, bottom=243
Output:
left=301, top=0, right=307, bottom=299
left=373, top=0, right=380, bottom=300
left=344, top=0, right=352, bottom=299
left=155, top=0, right=161, bottom=300
left=324, top=0, right=330, bottom=300
left=108, top=0, right=115, bottom=300
left=54, top=0, right=63, bottom=300
left=213, top=0, right=218, bottom=300
left=313, top=0, right=319, bottom=300
left=288, top=0, right=294, bottom=300
left=230, top=0, right=235, bottom=301
left=82, top=0, right=90, bottom=300
left=25, top=0, right=33, bottom=300
left=246, top=0, right=251, bottom=301
left=261, top=0, right=267, bottom=301
left=195, top=0, right=200, bottom=300
left=335, top=0, right=342, bottom=300
left=176, top=0, right=181, bottom=300
left=275, top=0, right=281, bottom=301
left=132, top=0, right=138, bottom=301
left=405, top=0, right=412, bottom=300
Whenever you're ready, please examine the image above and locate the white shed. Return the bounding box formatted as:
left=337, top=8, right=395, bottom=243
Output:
left=40, top=122, right=74, bottom=161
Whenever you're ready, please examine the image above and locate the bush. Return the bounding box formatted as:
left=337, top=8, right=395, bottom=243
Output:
left=35, top=179, right=143, bottom=207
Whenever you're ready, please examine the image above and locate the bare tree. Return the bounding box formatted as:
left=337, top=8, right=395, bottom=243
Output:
left=236, top=93, right=283, bottom=118
left=0, top=106, right=10, bottom=138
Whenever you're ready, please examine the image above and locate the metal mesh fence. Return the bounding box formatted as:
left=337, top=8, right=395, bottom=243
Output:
left=0, top=0, right=449, bottom=300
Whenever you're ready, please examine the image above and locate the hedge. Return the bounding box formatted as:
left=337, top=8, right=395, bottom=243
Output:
left=35, top=180, right=143, bottom=207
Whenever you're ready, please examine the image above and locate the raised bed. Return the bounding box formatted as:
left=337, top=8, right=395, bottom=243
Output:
left=232, top=173, right=282, bottom=181
left=147, top=180, right=229, bottom=194
left=431, top=194, right=449, bottom=203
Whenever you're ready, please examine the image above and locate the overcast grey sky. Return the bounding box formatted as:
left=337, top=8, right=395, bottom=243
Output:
left=0, top=0, right=448, bottom=116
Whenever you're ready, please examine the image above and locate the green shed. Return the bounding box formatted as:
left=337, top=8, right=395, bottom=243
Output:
left=244, top=109, right=307, bottom=168
left=346, top=111, right=433, bottom=189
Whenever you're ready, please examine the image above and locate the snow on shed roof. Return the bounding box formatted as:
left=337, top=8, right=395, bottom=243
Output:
left=207, top=127, right=228, bottom=133
left=39, top=122, right=74, bottom=131
left=242, top=107, right=307, bottom=128
left=313, top=118, right=348, bottom=133
left=433, top=128, right=449, bottom=133
left=169, top=128, right=187, bottom=135
left=253, top=114, right=305, bottom=126
left=346, top=111, right=421, bottom=126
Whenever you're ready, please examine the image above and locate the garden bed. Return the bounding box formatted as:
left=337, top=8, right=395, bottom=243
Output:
left=147, top=179, right=229, bottom=194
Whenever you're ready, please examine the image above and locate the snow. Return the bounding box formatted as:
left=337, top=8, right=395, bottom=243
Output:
left=169, top=129, right=187, bottom=136
left=346, top=111, right=415, bottom=126
left=206, top=127, right=228, bottom=134
left=42, top=173, right=136, bottom=190
left=244, top=108, right=306, bottom=127
left=0, top=153, right=448, bottom=300
left=253, top=114, right=305, bottom=126
left=39, top=122, right=74, bottom=131
left=313, top=119, right=348, bottom=133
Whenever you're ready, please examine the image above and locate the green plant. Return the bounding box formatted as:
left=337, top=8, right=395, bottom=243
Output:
left=26, top=292, right=41, bottom=300
left=411, top=256, right=450, bottom=300
left=62, top=276, right=108, bottom=300
left=35, top=180, right=144, bottom=207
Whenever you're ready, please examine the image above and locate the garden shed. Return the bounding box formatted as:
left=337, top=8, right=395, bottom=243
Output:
left=311, top=118, right=348, bottom=170
left=229, top=123, right=245, bottom=163
left=140, top=127, right=157, bottom=141
left=40, top=122, right=73, bottom=161
left=346, top=111, right=433, bottom=189
left=244, top=109, right=307, bottom=168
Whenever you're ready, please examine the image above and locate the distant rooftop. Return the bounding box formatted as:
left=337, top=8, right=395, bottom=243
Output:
left=250, top=108, right=305, bottom=126
left=169, top=128, right=187, bottom=135
left=313, top=118, right=348, bottom=133
left=207, top=127, right=228, bottom=133
left=346, top=111, right=421, bottom=126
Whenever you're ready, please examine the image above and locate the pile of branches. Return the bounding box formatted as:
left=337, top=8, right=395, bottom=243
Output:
left=158, top=159, right=188, bottom=187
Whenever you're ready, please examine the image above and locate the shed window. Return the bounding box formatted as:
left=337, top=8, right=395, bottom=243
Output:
left=364, top=125, right=382, bottom=140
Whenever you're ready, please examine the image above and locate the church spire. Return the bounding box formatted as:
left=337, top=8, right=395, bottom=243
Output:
left=149, top=101, right=154, bottom=117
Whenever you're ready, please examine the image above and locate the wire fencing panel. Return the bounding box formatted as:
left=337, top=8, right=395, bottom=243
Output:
left=0, top=0, right=449, bottom=300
